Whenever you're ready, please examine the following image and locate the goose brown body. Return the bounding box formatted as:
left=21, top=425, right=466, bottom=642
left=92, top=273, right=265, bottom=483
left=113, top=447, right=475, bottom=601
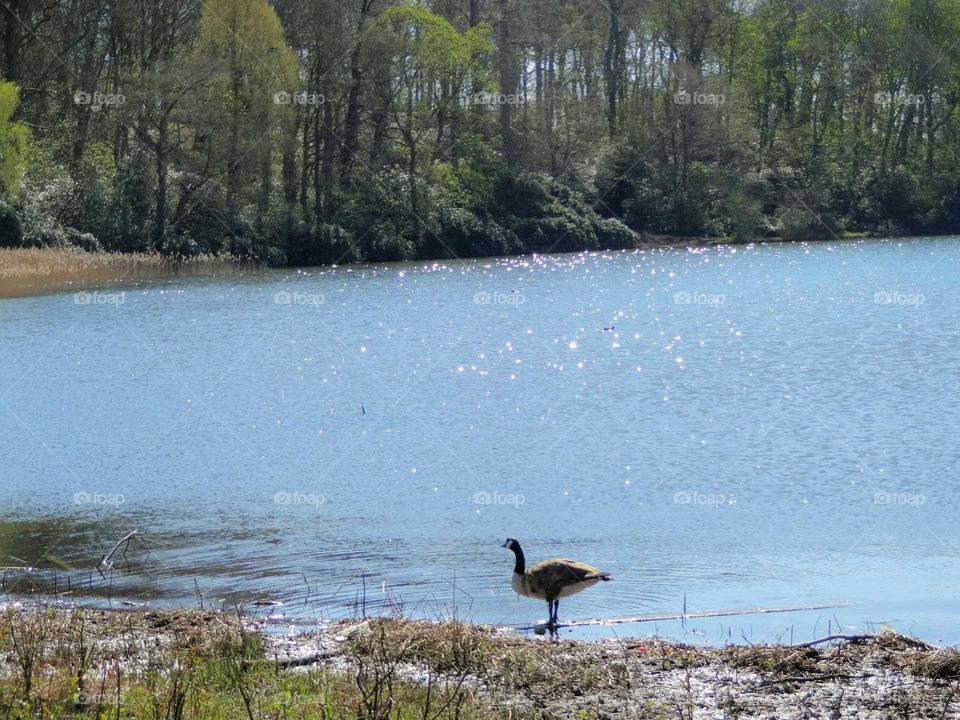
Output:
left=511, top=558, right=611, bottom=600
left=502, top=538, right=612, bottom=629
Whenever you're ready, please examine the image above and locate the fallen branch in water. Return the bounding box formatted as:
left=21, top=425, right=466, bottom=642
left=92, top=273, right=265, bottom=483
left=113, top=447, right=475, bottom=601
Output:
left=97, top=530, right=142, bottom=577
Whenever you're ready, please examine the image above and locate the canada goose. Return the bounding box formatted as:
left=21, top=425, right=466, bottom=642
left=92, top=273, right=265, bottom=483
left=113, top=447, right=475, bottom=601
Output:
left=501, top=538, right=612, bottom=629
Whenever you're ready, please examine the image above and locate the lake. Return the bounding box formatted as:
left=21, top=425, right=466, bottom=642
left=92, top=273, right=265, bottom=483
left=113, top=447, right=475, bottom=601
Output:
left=2, top=238, right=959, bottom=644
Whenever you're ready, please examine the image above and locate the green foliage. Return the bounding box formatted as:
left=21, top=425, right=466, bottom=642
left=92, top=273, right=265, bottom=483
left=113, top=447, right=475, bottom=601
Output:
left=378, top=4, right=493, bottom=76
left=431, top=206, right=519, bottom=258
left=725, top=190, right=763, bottom=243
left=106, top=162, right=151, bottom=252
left=10, top=0, right=960, bottom=264
left=159, top=229, right=201, bottom=259
left=0, top=81, right=27, bottom=200
left=593, top=216, right=638, bottom=250
left=285, top=222, right=358, bottom=266
left=776, top=206, right=840, bottom=242
left=494, top=172, right=601, bottom=252
left=0, top=199, right=23, bottom=247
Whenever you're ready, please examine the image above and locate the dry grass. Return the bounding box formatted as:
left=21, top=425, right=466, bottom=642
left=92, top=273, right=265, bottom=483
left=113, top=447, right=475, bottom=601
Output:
left=0, top=608, right=506, bottom=720
left=5, top=609, right=960, bottom=719
left=0, top=247, right=252, bottom=298
left=720, top=644, right=824, bottom=675
left=863, top=630, right=960, bottom=680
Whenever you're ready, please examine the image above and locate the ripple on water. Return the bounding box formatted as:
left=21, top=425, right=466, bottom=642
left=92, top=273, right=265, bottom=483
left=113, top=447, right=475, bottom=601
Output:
left=3, top=239, right=960, bottom=641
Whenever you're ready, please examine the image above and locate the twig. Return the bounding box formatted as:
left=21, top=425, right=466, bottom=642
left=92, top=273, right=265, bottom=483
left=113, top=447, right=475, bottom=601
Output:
left=275, top=651, right=341, bottom=668
left=97, top=531, right=142, bottom=577
left=761, top=673, right=874, bottom=685
left=792, top=634, right=876, bottom=648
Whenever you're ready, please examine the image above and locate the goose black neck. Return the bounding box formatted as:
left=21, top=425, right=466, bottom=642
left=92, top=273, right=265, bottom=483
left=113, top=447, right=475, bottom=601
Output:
left=509, top=543, right=525, bottom=574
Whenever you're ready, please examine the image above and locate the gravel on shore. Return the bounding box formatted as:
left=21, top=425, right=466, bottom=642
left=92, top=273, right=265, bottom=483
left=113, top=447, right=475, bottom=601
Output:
left=3, top=605, right=960, bottom=719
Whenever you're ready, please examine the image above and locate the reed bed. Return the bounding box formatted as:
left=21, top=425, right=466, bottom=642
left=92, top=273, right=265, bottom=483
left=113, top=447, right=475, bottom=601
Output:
left=0, top=248, right=253, bottom=298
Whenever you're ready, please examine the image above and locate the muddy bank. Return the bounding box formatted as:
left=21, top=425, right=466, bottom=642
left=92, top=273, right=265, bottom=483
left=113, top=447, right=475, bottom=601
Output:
left=2, top=606, right=959, bottom=718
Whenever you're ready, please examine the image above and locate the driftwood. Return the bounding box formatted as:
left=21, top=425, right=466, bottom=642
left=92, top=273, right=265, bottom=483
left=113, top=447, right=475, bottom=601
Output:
left=792, top=634, right=877, bottom=648
left=97, top=530, right=142, bottom=577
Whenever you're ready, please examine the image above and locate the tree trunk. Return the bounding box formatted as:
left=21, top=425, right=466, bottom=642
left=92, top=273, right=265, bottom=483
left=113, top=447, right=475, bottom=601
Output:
left=497, top=0, right=518, bottom=164
left=605, top=0, right=620, bottom=137
left=153, top=115, right=168, bottom=247
left=321, top=97, right=336, bottom=216
left=340, top=0, right=374, bottom=188
left=300, top=106, right=311, bottom=213
left=2, top=0, right=20, bottom=84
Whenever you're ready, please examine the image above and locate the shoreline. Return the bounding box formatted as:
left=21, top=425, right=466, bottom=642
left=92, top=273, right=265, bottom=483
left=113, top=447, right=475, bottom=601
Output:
left=1, top=233, right=949, bottom=300
left=1, top=605, right=958, bottom=719
left=0, top=247, right=256, bottom=299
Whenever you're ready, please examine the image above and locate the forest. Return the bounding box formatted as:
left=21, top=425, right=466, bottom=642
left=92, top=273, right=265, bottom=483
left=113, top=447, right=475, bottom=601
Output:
left=0, top=0, right=958, bottom=266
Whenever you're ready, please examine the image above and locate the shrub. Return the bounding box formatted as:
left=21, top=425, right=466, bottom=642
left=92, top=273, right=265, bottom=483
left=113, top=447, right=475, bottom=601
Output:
left=64, top=227, right=101, bottom=252
left=158, top=230, right=201, bottom=259
left=776, top=206, right=840, bottom=241
left=362, top=221, right=414, bottom=262
left=724, top=190, right=762, bottom=243
left=593, top=216, right=637, bottom=250
left=286, top=222, right=359, bottom=266
left=0, top=200, right=23, bottom=247
left=20, top=173, right=75, bottom=246
left=493, top=171, right=600, bottom=253
left=105, top=162, right=151, bottom=252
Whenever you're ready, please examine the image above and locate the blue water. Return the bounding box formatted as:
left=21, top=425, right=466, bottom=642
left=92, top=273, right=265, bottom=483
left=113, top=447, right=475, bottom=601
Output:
left=2, top=238, right=960, bottom=644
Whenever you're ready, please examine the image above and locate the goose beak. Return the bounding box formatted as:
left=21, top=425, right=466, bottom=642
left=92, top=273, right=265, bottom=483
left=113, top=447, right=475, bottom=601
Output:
left=500, top=540, right=509, bottom=548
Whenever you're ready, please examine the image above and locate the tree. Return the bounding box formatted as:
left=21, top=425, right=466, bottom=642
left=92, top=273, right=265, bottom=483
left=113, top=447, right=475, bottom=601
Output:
left=195, top=0, right=297, bottom=230
left=374, top=3, right=492, bottom=235
left=0, top=80, right=27, bottom=199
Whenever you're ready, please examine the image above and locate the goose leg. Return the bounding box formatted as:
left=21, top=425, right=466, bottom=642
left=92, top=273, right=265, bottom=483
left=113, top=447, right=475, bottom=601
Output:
left=552, top=600, right=560, bottom=626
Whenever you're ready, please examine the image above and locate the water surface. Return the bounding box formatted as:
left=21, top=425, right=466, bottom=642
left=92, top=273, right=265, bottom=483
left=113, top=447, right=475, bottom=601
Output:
left=3, top=238, right=959, bottom=644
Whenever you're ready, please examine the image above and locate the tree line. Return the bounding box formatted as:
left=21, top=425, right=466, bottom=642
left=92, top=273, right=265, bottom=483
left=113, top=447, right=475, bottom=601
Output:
left=0, top=0, right=958, bottom=265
